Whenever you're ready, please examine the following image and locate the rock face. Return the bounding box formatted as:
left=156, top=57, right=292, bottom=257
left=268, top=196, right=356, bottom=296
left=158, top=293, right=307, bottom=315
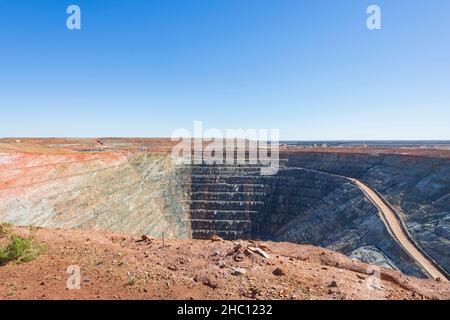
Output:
left=285, top=153, right=450, bottom=276
left=254, top=168, right=425, bottom=277
left=184, top=163, right=425, bottom=277
left=0, top=148, right=448, bottom=278
left=0, top=152, right=191, bottom=238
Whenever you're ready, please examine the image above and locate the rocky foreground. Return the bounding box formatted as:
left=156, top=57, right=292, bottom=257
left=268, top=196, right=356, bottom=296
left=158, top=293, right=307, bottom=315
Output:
left=0, top=226, right=448, bottom=300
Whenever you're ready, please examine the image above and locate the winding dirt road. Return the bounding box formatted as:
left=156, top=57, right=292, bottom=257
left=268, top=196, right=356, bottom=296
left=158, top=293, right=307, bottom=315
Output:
left=349, top=178, right=448, bottom=282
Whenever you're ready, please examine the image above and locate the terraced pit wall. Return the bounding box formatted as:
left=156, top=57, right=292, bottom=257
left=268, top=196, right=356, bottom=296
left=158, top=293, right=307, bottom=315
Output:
left=184, top=162, right=425, bottom=277
left=284, top=152, right=450, bottom=276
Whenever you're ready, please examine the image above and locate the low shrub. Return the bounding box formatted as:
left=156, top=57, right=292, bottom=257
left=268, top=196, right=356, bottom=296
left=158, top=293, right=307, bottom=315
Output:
left=0, top=223, right=12, bottom=237
left=0, top=233, right=45, bottom=266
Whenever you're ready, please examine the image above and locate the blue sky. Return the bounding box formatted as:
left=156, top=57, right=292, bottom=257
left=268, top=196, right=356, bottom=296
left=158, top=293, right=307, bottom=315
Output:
left=1, top=0, right=449, bottom=140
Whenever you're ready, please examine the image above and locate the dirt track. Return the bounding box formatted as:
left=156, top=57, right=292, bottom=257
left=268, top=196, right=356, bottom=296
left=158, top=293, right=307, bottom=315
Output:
left=350, top=178, right=448, bottom=282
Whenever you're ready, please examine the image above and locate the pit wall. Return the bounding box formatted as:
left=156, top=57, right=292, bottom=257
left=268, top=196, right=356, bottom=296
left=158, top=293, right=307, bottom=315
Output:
left=184, top=163, right=425, bottom=277
left=0, top=152, right=191, bottom=238
left=284, top=152, right=450, bottom=275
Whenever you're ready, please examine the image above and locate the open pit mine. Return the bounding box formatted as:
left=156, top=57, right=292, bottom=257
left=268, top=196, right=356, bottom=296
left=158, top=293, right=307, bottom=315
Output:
left=0, top=138, right=449, bottom=290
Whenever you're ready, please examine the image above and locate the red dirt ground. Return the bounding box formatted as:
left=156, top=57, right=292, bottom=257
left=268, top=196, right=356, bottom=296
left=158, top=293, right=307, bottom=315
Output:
left=0, top=226, right=448, bottom=300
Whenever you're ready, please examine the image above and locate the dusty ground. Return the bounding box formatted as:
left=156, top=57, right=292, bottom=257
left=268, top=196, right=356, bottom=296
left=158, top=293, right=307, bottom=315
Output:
left=0, top=226, right=448, bottom=300
left=1, top=138, right=449, bottom=158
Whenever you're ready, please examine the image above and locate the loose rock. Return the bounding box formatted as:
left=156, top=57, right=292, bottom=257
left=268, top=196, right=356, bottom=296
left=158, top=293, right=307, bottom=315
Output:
left=210, top=235, right=223, bottom=242
left=141, top=235, right=153, bottom=242
left=167, top=265, right=178, bottom=271
left=234, top=254, right=245, bottom=262
left=247, top=246, right=270, bottom=259
left=272, top=267, right=286, bottom=276
left=231, top=267, right=246, bottom=276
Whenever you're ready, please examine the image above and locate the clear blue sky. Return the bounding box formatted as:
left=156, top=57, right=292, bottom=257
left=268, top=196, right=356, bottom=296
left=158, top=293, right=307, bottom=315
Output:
left=1, top=0, right=449, bottom=140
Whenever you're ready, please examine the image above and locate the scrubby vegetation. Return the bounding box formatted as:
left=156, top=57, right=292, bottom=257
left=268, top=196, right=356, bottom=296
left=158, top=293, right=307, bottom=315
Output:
left=0, top=225, right=45, bottom=266
left=0, top=223, right=12, bottom=237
